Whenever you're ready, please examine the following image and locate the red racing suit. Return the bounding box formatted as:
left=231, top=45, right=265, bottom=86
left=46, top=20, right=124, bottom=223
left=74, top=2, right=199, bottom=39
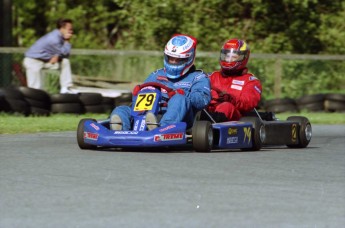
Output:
left=207, top=68, right=262, bottom=121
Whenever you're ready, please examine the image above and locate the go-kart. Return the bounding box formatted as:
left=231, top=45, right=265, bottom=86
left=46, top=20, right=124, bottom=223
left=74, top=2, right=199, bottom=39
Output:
left=243, top=110, right=312, bottom=148
left=207, top=88, right=312, bottom=148
left=77, top=82, right=265, bottom=152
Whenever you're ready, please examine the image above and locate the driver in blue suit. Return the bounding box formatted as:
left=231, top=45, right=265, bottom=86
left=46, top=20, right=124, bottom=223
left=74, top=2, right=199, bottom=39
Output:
left=110, top=34, right=211, bottom=131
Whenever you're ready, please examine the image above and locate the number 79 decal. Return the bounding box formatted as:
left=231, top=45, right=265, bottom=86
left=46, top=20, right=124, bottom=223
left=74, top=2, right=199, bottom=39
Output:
left=134, top=93, right=157, bottom=111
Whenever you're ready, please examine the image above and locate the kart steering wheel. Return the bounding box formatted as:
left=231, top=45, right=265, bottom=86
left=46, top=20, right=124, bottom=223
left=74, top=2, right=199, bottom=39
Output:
left=134, top=82, right=174, bottom=94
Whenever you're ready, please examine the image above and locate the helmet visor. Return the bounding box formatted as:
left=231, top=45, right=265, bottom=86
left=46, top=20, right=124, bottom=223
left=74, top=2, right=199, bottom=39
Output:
left=165, top=54, right=189, bottom=66
left=220, top=49, right=246, bottom=63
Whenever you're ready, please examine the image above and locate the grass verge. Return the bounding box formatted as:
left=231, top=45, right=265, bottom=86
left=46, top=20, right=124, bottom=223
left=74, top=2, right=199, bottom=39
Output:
left=0, top=112, right=344, bottom=135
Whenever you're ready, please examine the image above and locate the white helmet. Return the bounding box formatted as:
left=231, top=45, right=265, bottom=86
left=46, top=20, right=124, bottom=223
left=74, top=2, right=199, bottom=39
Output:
left=164, top=34, right=197, bottom=79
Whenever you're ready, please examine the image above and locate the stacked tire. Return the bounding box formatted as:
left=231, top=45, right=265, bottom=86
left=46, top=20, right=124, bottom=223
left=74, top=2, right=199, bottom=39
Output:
left=18, top=86, right=51, bottom=116
left=0, top=87, right=30, bottom=116
left=78, top=92, right=104, bottom=113
left=50, top=94, right=84, bottom=114
left=296, top=94, right=325, bottom=112
left=102, top=96, right=116, bottom=114
left=264, top=98, right=298, bottom=113
left=114, top=92, right=132, bottom=107
left=324, top=93, right=345, bottom=112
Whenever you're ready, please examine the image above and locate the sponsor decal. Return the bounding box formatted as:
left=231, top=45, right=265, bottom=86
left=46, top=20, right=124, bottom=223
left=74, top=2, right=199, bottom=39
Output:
left=90, top=123, right=100, bottom=131
left=139, top=120, right=146, bottom=131
left=249, top=76, right=258, bottom=81
left=228, top=128, right=238, bottom=135
left=157, top=76, right=169, bottom=81
left=227, top=137, right=238, bottom=144
left=114, top=131, right=139, bottom=135
left=243, top=127, right=252, bottom=144
left=254, top=85, right=262, bottom=94
left=174, top=81, right=192, bottom=88
left=133, top=120, right=139, bottom=131
left=154, top=133, right=184, bottom=142
left=292, top=124, right=297, bottom=142
left=195, top=74, right=205, bottom=81
left=84, top=132, right=99, bottom=140
left=232, top=80, right=245, bottom=85
left=231, top=84, right=243, bottom=91
left=159, top=125, right=176, bottom=132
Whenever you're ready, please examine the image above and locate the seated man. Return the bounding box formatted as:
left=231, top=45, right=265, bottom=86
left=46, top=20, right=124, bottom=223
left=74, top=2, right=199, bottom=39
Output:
left=23, top=18, right=75, bottom=94
left=110, top=34, right=211, bottom=130
left=207, top=39, right=262, bottom=122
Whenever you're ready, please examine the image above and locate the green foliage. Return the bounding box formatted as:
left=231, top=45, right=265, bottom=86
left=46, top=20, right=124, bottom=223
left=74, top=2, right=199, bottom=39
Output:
left=9, top=0, right=345, bottom=99
left=12, top=0, right=345, bottom=54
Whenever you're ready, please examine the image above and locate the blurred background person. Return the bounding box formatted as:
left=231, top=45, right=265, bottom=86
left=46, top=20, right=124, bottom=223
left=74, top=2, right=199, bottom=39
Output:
left=23, top=18, right=76, bottom=94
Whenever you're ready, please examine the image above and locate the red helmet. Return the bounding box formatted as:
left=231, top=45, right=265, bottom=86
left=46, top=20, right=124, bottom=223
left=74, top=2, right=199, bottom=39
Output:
left=219, top=39, right=250, bottom=75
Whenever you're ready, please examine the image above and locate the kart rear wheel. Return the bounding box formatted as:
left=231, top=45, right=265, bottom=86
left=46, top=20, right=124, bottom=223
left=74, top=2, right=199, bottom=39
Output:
left=286, top=116, right=312, bottom=148
left=239, top=117, right=264, bottom=151
left=192, top=121, right=213, bottom=152
left=77, top=118, right=97, bottom=150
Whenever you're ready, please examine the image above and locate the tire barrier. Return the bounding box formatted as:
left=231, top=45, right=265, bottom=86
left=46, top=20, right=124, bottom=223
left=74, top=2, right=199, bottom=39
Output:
left=50, top=94, right=84, bottom=114
left=78, top=92, right=105, bottom=114
left=0, top=87, right=30, bottom=116
left=18, top=87, right=51, bottom=116
left=0, top=86, right=344, bottom=115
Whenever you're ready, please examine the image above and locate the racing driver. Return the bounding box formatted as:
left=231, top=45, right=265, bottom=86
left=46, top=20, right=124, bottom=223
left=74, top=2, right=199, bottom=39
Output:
left=207, top=38, right=262, bottom=122
left=109, top=34, right=211, bottom=131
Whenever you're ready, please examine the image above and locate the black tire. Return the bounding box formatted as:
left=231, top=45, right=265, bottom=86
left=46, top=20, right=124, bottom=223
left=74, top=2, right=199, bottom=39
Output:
left=79, top=92, right=103, bottom=106
left=51, top=103, right=84, bottom=114
left=114, top=93, right=132, bottom=106
left=297, top=102, right=324, bottom=112
left=50, top=94, right=81, bottom=103
left=84, top=104, right=105, bottom=113
left=0, top=94, right=11, bottom=112
left=77, top=118, right=97, bottom=150
left=325, top=93, right=345, bottom=102
left=239, top=117, right=264, bottom=151
left=286, top=116, right=312, bottom=148
left=296, top=94, right=325, bottom=105
left=192, top=121, right=213, bottom=152
left=25, top=98, right=51, bottom=109
left=264, top=98, right=296, bottom=107
left=266, top=103, right=298, bottom=113
left=0, top=87, right=24, bottom=99
left=324, top=100, right=345, bottom=112
left=4, top=98, right=31, bottom=116
left=18, top=87, right=51, bottom=103
left=30, top=107, right=51, bottom=116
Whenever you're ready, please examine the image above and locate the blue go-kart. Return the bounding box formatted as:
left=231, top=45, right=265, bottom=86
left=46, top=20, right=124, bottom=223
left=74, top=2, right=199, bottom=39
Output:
left=77, top=82, right=265, bottom=152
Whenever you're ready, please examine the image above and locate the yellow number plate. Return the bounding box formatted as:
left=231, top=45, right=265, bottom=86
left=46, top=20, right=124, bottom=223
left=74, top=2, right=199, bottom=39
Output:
left=134, top=93, right=157, bottom=111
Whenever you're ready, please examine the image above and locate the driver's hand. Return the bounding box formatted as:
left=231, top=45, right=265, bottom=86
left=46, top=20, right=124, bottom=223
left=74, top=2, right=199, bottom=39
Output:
left=49, top=55, right=59, bottom=64
left=168, top=88, right=185, bottom=98
left=132, top=85, right=141, bottom=96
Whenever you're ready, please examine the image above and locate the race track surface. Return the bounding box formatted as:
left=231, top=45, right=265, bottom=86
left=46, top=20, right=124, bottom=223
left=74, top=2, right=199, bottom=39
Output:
left=0, top=125, right=344, bottom=227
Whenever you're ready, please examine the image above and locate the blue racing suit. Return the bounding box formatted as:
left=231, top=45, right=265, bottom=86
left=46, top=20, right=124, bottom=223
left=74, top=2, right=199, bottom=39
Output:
left=110, top=66, right=211, bottom=130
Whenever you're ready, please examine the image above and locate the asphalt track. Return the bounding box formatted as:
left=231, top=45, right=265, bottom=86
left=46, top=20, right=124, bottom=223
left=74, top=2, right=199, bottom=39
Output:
left=0, top=125, right=344, bottom=227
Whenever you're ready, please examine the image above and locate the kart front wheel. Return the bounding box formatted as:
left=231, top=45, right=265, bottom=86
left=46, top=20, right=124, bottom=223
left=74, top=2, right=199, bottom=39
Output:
left=192, top=121, right=213, bottom=152
left=286, top=116, right=312, bottom=148
left=77, top=118, right=97, bottom=150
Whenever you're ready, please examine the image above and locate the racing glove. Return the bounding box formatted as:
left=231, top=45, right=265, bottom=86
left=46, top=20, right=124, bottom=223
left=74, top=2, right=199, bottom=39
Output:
left=132, top=85, right=141, bottom=96
left=168, top=88, right=185, bottom=98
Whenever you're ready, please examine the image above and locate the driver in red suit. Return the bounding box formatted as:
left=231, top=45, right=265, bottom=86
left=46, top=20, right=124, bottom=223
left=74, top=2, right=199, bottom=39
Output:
left=207, top=38, right=262, bottom=122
